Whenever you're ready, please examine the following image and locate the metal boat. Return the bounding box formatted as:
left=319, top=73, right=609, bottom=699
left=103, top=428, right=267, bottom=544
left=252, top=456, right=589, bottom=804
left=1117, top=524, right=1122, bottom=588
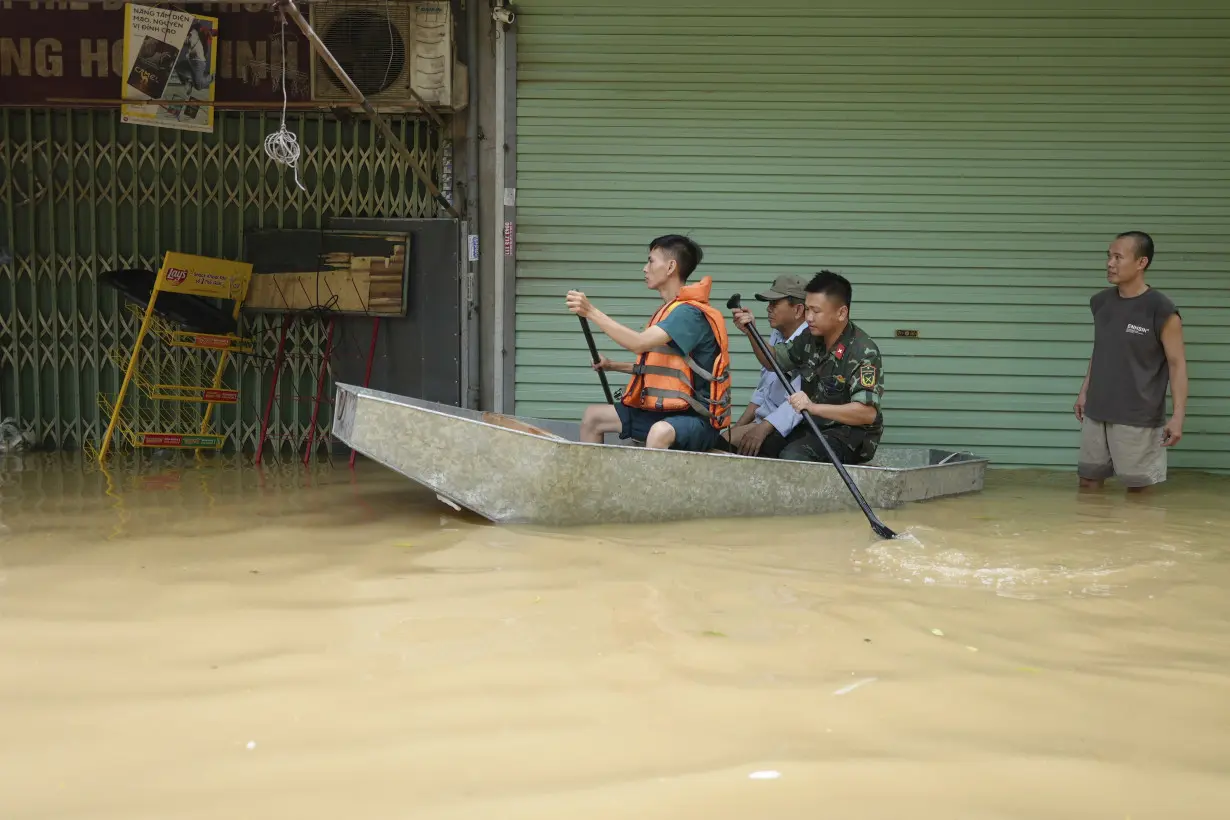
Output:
left=332, top=383, right=990, bottom=526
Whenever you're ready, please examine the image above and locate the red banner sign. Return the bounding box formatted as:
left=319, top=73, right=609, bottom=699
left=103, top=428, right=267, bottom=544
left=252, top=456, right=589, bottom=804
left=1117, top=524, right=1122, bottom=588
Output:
left=0, top=1, right=313, bottom=105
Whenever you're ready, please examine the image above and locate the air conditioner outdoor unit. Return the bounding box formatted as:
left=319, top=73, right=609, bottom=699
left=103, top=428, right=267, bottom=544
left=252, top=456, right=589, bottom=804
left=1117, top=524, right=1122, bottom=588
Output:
left=309, top=0, right=460, bottom=111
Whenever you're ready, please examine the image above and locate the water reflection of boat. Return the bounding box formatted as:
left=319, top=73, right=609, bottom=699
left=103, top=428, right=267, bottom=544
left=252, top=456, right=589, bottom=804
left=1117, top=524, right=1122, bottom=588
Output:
left=332, top=383, right=990, bottom=527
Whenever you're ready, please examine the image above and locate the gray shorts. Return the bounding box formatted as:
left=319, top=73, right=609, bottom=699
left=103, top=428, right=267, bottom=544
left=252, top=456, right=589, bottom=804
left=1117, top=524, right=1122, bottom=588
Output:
left=1078, top=417, right=1167, bottom=487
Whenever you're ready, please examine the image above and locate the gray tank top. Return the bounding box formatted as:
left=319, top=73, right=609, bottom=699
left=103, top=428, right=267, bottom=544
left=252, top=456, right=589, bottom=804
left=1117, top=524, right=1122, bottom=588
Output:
left=1084, top=286, right=1179, bottom=428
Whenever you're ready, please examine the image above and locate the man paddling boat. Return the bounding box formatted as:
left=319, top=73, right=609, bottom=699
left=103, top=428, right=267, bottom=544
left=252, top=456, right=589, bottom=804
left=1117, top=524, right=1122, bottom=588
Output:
left=732, top=270, right=885, bottom=465
left=725, top=274, right=809, bottom=458
left=566, top=235, right=733, bottom=451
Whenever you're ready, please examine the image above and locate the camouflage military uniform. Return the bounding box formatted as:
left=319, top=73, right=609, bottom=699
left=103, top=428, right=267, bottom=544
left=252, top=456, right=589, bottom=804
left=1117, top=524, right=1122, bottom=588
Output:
left=771, top=321, right=884, bottom=464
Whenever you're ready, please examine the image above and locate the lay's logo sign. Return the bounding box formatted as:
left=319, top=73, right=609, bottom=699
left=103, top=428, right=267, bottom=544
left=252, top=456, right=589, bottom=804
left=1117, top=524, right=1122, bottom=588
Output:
left=165, top=267, right=189, bottom=285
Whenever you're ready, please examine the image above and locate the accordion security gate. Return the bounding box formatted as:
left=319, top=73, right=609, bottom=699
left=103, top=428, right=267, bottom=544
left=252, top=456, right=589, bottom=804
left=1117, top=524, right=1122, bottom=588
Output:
left=0, top=107, right=443, bottom=456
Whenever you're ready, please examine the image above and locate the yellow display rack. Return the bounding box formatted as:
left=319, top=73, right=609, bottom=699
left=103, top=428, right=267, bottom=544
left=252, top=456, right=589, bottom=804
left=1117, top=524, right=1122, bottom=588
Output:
left=105, top=308, right=248, bottom=404
left=95, top=251, right=253, bottom=463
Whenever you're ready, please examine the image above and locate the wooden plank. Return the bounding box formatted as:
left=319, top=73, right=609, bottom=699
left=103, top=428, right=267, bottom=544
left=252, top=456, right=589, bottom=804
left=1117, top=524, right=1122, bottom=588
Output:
left=480, top=412, right=568, bottom=441
left=245, top=270, right=372, bottom=313
left=243, top=229, right=410, bottom=317
left=245, top=270, right=407, bottom=316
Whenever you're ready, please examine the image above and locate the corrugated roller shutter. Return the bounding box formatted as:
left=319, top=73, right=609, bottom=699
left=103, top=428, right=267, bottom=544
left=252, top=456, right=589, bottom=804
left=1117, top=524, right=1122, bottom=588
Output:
left=513, top=0, right=1229, bottom=470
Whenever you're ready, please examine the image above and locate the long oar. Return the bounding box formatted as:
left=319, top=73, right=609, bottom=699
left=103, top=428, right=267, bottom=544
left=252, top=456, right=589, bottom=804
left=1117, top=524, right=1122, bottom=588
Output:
left=727, top=293, right=897, bottom=540
left=578, top=317, right=615, bottom=405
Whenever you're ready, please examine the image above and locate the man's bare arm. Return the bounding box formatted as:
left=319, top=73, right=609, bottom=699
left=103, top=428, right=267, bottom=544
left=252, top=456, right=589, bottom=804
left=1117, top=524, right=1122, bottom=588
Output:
left=1160, top=313, right=1187, bottom=446
left=566, top=290, right=671, bottom=355
left=588, top=310, right=671, bottom=355
left=1075, top=358, right=1092, bottom=421
left=1161, top=314, right=1188, bottom=417
left=735, top=402, right=760, bottom=427
left=731, top=307, right=793, bottom=375
left=745, top=330, right=777, bottom=372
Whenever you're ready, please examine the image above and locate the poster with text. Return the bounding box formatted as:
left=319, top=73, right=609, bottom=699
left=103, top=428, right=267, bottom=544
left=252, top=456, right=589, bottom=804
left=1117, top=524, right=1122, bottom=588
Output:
left=120, top=3, right=218, bottom=133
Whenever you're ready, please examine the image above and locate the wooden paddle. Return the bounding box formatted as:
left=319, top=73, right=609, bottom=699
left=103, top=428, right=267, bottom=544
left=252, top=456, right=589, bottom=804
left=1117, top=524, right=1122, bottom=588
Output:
left=727, top=293, right=897, bottom=540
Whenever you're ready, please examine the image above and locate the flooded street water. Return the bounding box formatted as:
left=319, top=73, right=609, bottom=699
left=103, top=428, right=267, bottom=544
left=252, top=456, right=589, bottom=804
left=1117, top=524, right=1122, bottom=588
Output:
left=1, top=454, right=1228, bottom=819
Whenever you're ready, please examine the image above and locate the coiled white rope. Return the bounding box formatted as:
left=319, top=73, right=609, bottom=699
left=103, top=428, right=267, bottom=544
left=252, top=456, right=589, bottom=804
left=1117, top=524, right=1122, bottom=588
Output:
left=264, top=17, right=307, bottom=192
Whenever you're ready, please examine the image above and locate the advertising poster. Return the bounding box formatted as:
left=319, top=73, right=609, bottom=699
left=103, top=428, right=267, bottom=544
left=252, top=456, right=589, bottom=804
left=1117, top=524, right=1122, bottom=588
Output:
left=120, top=3, right=219, bottom=133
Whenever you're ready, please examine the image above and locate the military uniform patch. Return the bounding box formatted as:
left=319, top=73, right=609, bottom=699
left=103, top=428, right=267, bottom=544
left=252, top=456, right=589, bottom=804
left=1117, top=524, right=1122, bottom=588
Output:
left=859, top=364, right=877, bottom=388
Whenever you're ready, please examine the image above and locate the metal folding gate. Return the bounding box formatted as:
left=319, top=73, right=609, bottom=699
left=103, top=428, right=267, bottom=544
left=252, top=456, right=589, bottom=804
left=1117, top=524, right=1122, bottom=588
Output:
left=0, top=107, right=443, bottom=454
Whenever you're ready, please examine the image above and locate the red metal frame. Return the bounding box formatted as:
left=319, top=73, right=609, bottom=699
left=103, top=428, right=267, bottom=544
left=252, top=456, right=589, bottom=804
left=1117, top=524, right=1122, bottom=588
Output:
left=254, top=314, right=292, bottom=466
left=301, top=317, right=337, bottom=466
left=254, top=314, right=379, bottom=468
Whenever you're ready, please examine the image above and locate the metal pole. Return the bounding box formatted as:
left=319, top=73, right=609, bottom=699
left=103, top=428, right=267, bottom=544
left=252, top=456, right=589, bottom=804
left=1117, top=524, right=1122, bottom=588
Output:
left=463, top=0, right=481, bottom=410
left=47, top=96, right=327, bottom=110
left=349, top=318, right=380, bottom=469
left=492, top=13, right=507, bottom=412
left=98, top=286, right=158, bottom=463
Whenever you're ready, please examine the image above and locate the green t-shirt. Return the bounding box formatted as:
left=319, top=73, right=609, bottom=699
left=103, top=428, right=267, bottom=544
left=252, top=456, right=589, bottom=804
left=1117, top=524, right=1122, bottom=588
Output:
left=772, top=321, right=885, bottom=458
left=655, top=303, right=719, bottom=403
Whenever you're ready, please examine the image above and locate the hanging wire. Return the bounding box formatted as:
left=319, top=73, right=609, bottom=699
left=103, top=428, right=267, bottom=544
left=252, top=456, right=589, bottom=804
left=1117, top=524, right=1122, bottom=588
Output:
left=263, top=16, right=307, bottom=192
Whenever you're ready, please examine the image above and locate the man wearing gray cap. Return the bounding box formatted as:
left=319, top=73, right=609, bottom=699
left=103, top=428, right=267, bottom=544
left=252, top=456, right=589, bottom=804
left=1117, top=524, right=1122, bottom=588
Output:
left=726, top=274, right=809, bottom=457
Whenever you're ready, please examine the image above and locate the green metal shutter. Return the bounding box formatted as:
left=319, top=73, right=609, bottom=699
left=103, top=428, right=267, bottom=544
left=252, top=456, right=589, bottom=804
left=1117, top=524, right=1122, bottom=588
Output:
left=513, top=0, right=1229, bottom=471
left=0, top=108, right=442, bottom=456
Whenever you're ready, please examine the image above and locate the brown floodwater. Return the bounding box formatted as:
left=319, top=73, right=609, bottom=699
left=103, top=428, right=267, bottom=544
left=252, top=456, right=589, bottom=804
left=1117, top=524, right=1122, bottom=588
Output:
left=1, top=453, right=1228, bottom=819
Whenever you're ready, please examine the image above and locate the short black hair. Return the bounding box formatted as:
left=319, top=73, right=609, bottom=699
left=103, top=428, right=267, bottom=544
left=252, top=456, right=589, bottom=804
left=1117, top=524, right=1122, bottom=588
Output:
left=805, top=270, right=852, bottom=309
left=649, top=234, right=703, bottom=282
left=1117, top=230, right=1154, bottom=269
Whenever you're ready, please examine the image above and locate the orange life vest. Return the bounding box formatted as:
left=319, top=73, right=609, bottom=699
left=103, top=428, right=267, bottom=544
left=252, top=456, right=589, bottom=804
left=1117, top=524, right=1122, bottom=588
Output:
left=620, top=276, right=732, bottom=430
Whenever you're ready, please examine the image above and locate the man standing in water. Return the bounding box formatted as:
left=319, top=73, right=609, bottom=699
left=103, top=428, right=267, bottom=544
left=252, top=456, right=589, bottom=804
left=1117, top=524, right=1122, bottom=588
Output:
left=1075, top=231, right=1188, bottom=492
left=732, top=270, right=884, bottom=464
left=567, top=235, right=732, bottom=451
left=725, top=274, right=809, bottom=457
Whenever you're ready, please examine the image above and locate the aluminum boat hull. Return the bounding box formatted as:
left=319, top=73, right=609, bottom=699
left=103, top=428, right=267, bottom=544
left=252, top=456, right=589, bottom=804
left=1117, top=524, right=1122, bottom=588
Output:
left=332, top=383, right=990, bottom=527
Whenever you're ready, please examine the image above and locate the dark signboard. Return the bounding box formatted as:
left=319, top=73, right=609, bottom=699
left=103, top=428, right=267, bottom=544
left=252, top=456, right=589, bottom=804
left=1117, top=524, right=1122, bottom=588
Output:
left=0, top=1, right=313, bottom=104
